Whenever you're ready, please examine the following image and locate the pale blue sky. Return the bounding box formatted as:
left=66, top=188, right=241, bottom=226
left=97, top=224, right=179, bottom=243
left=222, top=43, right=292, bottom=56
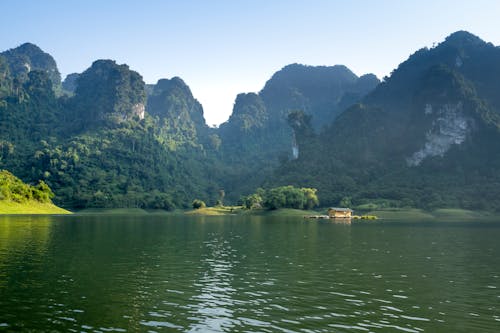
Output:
left=1, top=0, right=499, bottom=125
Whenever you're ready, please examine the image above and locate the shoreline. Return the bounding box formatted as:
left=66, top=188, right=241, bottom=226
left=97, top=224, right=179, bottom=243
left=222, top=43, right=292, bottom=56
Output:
left=4, top=206, right=497, bottom=221
left=188, top=207, right=500, bottom=221
left=0, top=201, right=72, bottom=215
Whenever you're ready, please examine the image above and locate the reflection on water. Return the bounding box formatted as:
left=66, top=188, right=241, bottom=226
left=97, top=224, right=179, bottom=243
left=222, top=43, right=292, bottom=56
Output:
left=0, top=216, right=52, bottom=291
left=0, top=215, right=499, bottom=332
left=187, top=236, right=237, bottom=332
left=0, top=215, right=52, bottom=253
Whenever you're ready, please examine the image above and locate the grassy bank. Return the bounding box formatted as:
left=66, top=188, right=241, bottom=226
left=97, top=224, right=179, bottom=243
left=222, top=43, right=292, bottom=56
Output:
left=364, top=208, right=494, bottom=221
left=186, top=206, right=322, bottom=216
left=22, top=205, right=494, bottom=220
left=0, top=200, right=71, bottom=214
left=74, top=206, right=321, bottom=217
left=75, top=208, right=171, bottom=215
left=185, top=206, right=497, bottom=220
left=185, top=206, right=245, bottom=216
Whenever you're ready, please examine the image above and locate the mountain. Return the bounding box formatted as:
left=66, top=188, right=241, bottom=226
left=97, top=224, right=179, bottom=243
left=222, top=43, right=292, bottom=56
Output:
left=269, top=31, right=500, bottom=210
left=147, top=77, right=210, bottom=149
left=61, top=73, right=80, bottom=94
left=2, top=32, right=499, bottom=211
left=43, top=62, right=221, bottom=208
left=219, top=64, right=379, bottom=158
left=68, top=59, right=146, bottom=131
left=217, top=64, right=379, bottom=200
left=259, top=64, right=379, bottom=129
left=0, top=43, right=61, bottom=90
left=0, top=46, right=220, bottom=209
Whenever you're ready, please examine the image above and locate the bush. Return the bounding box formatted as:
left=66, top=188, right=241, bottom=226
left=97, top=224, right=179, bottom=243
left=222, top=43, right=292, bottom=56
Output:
left=192, top=199, right=206, bottom=209
left=245, top=186, right=319, bottom=210
left=0, top=170, right=55, bottom=204
left=242, top=193, right=263, bottom=209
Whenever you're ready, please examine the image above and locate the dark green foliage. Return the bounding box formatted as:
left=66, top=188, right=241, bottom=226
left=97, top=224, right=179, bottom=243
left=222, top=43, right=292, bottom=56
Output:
left=243, top=186, right=318, bottom=210
left=217, top=93, right=278, bottom=199
left=147, top=77, right=209, bottom=149
left=269, top=31, right=500, bottom=211
left=288, top=110, right=314, bottom=138
left=0, top=46, right=218, bottom=210
left=0, top=69, right=62, bottom=158
left=2, top=34, right=500, bottom=212
left=192, top=199, right=206, bottom=209
left=0, top=43, right=61, bottom=91
left=61, top=73, right=79, bottom=94
left=220, top=93, right=268, bottom=136
left=0, top=56, right=12, bottom=98
left=217, top=64, right=379, bottom=202
left=242, top=193, right=263, bottom=209
left=260, top=64, right=378, bottom=129
left=27, top=117, right=215, bottom=209
left=69, top=60, right=146, bottom=130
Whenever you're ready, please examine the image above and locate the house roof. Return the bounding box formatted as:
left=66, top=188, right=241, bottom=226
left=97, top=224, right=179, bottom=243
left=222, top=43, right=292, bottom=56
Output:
left=328, top=207, right=353, bottom=212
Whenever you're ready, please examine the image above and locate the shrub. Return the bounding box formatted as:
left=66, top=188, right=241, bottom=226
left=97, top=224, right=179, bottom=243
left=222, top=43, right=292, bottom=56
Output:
left=192, top=199, right=206, bottom=209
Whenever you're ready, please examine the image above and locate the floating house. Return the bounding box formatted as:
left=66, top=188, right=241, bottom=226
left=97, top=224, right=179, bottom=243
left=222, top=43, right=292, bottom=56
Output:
left=327, top=207, right=353, bottom=218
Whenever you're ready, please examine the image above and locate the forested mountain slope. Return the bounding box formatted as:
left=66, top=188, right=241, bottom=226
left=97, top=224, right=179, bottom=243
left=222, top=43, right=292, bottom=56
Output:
left=218, top=64, right=379, bottom=200
left=0, top=46, right=220, bottom=209
left=1, top=31, right=499, bottom=211
left=269, top=31, right=500, bottom=210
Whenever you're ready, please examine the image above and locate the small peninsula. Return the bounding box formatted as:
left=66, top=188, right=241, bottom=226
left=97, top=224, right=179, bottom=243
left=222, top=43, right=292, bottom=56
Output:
left=0, top=170, right=70, bottom=214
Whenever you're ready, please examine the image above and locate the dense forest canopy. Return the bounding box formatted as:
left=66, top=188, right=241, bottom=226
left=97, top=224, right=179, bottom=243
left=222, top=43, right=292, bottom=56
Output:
left=1, top=30, right=500, bottom=211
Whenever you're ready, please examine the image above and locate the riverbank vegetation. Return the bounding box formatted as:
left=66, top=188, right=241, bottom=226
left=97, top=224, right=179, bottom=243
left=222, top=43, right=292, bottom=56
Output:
left=186, top=206, right=322, bottom=217
left=0, top=170, right=70, bottom=214
left=241, top=186, right=319, bottom=210
left=362, top=208, right=493, bottom=221
left=2, top=37, right=500, bottom=213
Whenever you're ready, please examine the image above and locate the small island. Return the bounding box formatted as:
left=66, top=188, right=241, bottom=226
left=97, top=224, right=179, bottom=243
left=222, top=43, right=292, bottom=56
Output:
left=0, top=170, right=71, bottom=214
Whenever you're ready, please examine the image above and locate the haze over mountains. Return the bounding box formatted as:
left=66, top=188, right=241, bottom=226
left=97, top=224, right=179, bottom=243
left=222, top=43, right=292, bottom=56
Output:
left=1, top=31, right=499, bottom=210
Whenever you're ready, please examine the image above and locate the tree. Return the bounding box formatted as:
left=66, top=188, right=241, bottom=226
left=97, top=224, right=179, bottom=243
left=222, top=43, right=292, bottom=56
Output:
left=32, top=180, right=54, bottom=203
left=259, top=185, right=319, bottom=210
left=192, top=199, right=206, bottom=209
left=302, top=188, right=319, bottom=209
left=339, top=196, right=352, bottom=208
left=243, top=193, right=263, bottom=209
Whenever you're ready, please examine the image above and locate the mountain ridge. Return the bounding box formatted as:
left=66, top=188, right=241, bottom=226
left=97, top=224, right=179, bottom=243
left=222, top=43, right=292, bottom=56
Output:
left=1, top=30, right=499, bottom=211
left=269, top=30, right=500, bottom=210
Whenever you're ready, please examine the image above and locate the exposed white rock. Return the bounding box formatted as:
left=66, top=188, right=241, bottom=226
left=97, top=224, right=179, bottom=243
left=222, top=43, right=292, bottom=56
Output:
left=455, top=56, right=463, bottom=67
left=291, top=133, right=299, bottom=160
left=424, top=104, right=433, bottom=115
left=292, top=145, right=299, bottom=159
left=407, top=102, right=470, bottom=166
left=132, top=103, right=145, bottom=120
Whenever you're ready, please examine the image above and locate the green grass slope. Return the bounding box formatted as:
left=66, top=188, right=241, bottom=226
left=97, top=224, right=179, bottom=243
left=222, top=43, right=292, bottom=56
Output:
left=0, top=200, right=71, bottom=214
left=0, top=170, right=71, bottom=214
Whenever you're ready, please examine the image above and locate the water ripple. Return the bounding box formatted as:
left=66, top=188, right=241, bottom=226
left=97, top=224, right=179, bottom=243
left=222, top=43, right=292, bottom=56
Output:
left=2, top=216, right=500, bottom=332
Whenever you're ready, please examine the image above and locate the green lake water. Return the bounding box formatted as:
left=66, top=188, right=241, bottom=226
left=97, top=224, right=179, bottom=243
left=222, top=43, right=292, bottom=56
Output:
left=0, top=215, right=499, bottom=332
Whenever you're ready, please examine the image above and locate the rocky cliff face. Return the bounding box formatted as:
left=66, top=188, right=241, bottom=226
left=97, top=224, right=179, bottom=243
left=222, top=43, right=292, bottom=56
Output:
left=146, top=77, right=208, bottom=149
left=70, top=60, right=146, bottom=129
left=407, top=102, right=471, bottom=166
left=269, top=31, right=500, bottom=209
left=259, top=64, right=380, bottom=129
left=216, top=64, right=379, bottom=201
left=62, top=73, right=80, bottom=94
left=219, top=64, right=379, bottom=159
left=1, top=43, right=61, bottom=89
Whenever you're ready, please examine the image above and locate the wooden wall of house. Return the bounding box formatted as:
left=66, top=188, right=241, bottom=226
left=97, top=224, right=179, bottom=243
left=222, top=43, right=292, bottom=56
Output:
left=328, top=210, right=352, bottom=218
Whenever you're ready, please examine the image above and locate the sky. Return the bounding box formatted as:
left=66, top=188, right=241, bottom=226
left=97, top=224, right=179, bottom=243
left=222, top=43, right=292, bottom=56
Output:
left=1, top=1, right=499, bottom=125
